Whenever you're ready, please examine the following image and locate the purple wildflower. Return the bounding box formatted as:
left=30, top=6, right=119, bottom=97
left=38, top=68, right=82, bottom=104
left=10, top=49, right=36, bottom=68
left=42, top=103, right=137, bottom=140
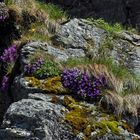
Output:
left=24, top=58, right=44, bottom=75
left=1, top=45, right=17, bottom=63
left=61, top=68, right=106, bottom=98
left=1, top=75, right=9, bottom=93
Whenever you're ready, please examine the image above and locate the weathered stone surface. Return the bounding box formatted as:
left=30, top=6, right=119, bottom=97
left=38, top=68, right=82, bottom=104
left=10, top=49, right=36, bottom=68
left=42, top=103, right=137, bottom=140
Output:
left=52, top=19, right=140, bottom=76
left=1, top=93, right=140, bottom=140
left=3, top=18, right=140, bottom=140
left=0, top=94, right=78, bottom=140
left=11, top=75, right=43, bottom=101
left=111, top=32, right=140, bottom=76
left=52, top=18, right=106, bottom=56
left=20, top=41, right=85, bottom=70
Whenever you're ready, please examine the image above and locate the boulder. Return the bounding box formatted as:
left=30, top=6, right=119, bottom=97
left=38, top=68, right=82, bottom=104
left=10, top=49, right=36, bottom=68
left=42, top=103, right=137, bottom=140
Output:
left=52, top=19, right=106, bottom=56
left=20, top=41, right=85, bottom=70
left=0, top=93, right=78, bottom=140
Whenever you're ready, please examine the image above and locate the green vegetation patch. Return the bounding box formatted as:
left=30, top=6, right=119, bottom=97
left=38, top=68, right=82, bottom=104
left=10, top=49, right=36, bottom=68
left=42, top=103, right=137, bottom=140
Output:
left=36, top=1, right=68, bottom=21
left=34, top=58, right=60, bottom=79
left=26, top=76, right=67, bottom=94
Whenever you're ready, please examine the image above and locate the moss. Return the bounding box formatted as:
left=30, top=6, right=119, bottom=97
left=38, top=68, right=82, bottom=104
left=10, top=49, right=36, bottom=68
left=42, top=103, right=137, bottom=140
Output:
left=65, top=105, right=91, bottom=133
left=4, top=0, right=13, bottom=6
left=63, top=95, right=77, bottom=107
left=84, top=125, right=92, bottom=137
left=41, top=76, right=67, bottom=94
left=25, top=76, right=41, bottom=87
left=26, top=76, right=67, bottom=94
left=95, top=120, right=120, bottom=136
left=64, top=99, right=94, bottom=138
left=95, top=121, right=109, bottom=137
left=107, top=121, right=120, bottom=134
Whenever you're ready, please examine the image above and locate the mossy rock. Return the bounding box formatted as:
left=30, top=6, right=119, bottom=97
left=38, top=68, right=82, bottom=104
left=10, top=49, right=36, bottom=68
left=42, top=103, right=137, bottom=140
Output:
left=41, top=76, right=67, bottom=94
left=95, top=120, right=120, bottom=136
left=63, top=95, right=77, bottom=107
left=65, top=105, right=91, bottom=133
left=25, top=76, right=68, bottom=94
left=84, top=125, right=92, bottom=137
left=25, top=77, right=41, bottom=87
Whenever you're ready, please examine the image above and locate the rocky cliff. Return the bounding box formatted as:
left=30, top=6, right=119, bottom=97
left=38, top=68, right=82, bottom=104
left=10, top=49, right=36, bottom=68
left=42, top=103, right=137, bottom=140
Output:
left=1, top=1, right=140, bottom=140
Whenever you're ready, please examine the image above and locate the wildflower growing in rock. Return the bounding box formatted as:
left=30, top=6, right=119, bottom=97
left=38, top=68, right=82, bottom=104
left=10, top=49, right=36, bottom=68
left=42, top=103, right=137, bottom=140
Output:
left=1, top=45, right=17, bottom=63
left=61, top=68, right=106, bottom=98
left=0, top=15, right=7, bottom=21
left=24, top=58, right=44, bottom=75
left=1, top=75, right=9, bottom=93
left=61, top=68, right=81, bottom=93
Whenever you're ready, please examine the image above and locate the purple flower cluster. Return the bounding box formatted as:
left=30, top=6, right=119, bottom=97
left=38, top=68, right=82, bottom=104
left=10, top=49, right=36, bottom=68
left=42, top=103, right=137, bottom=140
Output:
left=61, top=68, right=106, bottom=98
left=1, top=75, right=9, bottom=93
left=0, top=45, right=17, bottom=93
left=0, top=15, right=7, bottom=21
left=24, top=58, right=44, bottom=75
left=1, top=45, right=17, bottom=63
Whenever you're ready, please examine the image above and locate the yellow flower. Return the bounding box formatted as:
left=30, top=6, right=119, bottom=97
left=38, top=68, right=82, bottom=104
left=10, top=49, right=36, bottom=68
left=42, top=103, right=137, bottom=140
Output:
left=31, top=28, right=36, bottom=32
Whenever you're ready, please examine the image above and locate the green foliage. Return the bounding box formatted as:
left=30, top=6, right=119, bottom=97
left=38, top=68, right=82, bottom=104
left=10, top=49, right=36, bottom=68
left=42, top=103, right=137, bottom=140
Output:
left=95, top=57, right=132, bottom=80
left=63, top=56, right=134, bottom=81
left=21, top=22, right=50, bottom=42
left=95, top=120, right=120, bottom=136
left=97, top=36, right=115, bottom=58
left=61, top=56, right=140, bottom=95
left=86, top=18, right=138, bottom=34
left=4, top=0, right=12, bottom=5
left=36, top=2, right=68, bottom=20
left=61, top=57, right=92, bottom=68
left=34, top=58, right=60, bottom=78
left=94, top=57, right=140, bottom=95
left=87, top=18, right=123, bottom=33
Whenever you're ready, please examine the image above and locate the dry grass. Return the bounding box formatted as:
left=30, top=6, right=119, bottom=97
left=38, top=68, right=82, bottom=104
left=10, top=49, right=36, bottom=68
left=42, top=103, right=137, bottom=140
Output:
left=72, top=63, right=140, bottom=117
left=125, top=94, right=140, bottom=111
left=77, top=63, right=123, bottom=94
left=100, top=91, right=138, bottom=116
left=6, top=0, right=66, bottom=42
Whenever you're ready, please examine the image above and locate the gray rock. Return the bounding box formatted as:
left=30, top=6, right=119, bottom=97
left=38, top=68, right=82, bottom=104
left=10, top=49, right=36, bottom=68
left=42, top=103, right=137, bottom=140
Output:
left=52, top=18, right=106, bottom=56
left=11, top=75, right=44, bottom=101
left=19, top=19, right=140, bottom=76
left=111, top=32, right=140, bottom=76
left=52, top=18, right=140, bottom=76
left=20, top=41, right=85, bottom=72
left=0, top=94, right=78, bottom=140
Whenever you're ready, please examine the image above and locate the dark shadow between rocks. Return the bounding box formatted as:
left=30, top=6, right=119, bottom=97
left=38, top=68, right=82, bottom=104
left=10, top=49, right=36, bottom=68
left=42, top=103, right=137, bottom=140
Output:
left=40, top=0, right=140, bottom=31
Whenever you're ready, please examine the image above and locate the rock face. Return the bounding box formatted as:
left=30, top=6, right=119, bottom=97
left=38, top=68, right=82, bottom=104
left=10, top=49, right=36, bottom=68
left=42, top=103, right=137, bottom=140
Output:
left=0, top=93, right=77, bottom=140
left=46, top=0, right=140, bottom=30
left=53, top=19, right=140, bottom=76
left=52, top=19, right=106, bottom=57
left=10, top=19, right=140, bottom=103
left=1, top=5, right=140, bottom=138
left=20, top=41, right=85, bottom=67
